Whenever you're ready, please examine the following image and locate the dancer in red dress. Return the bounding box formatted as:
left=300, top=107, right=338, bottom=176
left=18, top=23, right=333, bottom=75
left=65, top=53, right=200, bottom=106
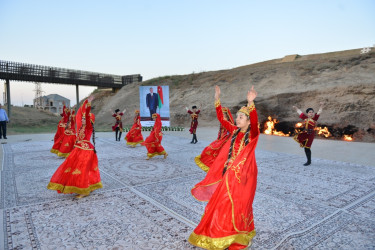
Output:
left=57, top=110, right=77, bottom=158
left=51, top=107, right=71, bottom=156
left=293, top=102, right=324, bottom=166
left=53, top=104, right=70, bottom=143
left=125, top=109, right=144, bottom=147
left=47, top=96, right=102, bottom=198
left=189, top=85, right=259, bottom=250
left=186, top=105, right=201, bottom=144
left=195, top=107, right=234, bottom=172
left=111, top=108, right=126, bottom=141
left=141, top=113, right=167, bottom=160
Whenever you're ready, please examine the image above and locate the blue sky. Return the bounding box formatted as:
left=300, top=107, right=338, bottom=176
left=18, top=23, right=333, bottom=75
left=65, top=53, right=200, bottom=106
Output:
left=0, top=0, right=374, bottom=106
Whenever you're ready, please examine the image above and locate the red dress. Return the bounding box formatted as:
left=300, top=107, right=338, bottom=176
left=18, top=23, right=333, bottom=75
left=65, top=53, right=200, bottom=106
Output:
left=188, top=109, right=200, bottom=134
left=125, top=112, right=144, bottom=146
left=53, top=106, right=69, bottom=143
left=57, top=112, right=77, bottom=158
left=195, top=107, right=234, bottom=172
left=294, top=113, right=320, bottom=148
left=51, top=108, right=70, bottom=155
left=47, top=100, right=102, bottom=195
left=141, top=114, right=167, bottom=158
left=112, top=112, right=124, bottom=131
left=189, top=100, right=259, bottom=250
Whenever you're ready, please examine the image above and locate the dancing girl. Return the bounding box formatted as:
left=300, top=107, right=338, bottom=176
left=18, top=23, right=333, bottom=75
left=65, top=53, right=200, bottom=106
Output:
left=57, top=110, right=77, bottom=158
left=293, top=102, right=324, bottom=166
left=141, top=113, right=167, bottom=160
left=53, top=103, right=69, bottom=143
left=189, top=85, right=259, bottom=249
left=125, top=109, right=144, bottom=147
left=51, top=110, right=76, bottom=158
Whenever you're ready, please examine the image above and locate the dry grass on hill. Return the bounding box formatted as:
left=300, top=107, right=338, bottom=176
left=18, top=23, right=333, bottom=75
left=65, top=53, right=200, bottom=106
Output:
left=7, top=106, right=60, bottom=134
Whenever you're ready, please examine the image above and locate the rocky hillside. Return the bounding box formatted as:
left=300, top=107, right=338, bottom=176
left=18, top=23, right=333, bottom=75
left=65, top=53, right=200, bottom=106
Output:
left=81, top=48, right=375, bottom=142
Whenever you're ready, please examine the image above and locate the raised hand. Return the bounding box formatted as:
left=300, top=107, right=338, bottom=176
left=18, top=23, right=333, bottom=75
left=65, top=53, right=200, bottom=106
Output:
left=87, top=95, right=94, bottom=103
left=247, top=85, right=257, bottom=103
left=317, top=102, right=325, bottom=115
left=215, top=85, right=221, bottom=101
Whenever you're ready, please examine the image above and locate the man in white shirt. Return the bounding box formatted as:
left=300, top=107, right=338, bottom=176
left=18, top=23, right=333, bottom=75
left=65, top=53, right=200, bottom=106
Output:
left=0, top=103, right=9, bottom=139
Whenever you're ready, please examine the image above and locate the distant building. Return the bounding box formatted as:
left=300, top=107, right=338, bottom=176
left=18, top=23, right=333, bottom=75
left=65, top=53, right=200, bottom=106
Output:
left=33, top=94, right=70, bottom=114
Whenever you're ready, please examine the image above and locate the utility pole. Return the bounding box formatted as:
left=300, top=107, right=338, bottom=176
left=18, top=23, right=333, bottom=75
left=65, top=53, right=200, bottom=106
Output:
left=33, top=82, right=44, bottom=109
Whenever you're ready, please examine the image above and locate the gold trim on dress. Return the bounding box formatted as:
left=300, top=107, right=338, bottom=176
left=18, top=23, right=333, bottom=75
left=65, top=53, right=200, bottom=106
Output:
left=126, top=140, right=144, bottom=146
left=226, top=174, right=252, bottom=234
left=188, top=230, right=255, bottom=250
left=47, top=181, right=103, bottom=195
left=50, top=149, right=60, bottom=155
left=248, top=101, right=255, bottom=112
left=194, top=155, right=210, bottom=173
left=147, top=150, right=167, bottom=158
left=215, top=99, right=221, bottom=107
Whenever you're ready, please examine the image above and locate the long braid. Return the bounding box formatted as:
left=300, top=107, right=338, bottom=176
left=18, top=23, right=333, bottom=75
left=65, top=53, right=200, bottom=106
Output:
left=244, top=125, right=251, bottom=146
left=92, top=122, right=96, bottom=154
left=222, top=123, right=251, bottom=176
left=222, top=128, right=241, bottom=175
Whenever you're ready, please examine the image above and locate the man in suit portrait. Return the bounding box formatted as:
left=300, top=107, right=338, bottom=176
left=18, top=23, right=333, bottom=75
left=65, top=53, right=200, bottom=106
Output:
left=146, top=87, right=159, bottom=118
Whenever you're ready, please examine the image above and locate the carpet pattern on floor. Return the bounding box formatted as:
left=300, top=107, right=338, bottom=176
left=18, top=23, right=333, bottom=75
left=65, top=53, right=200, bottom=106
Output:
left=1, top=135, right=375, bottom=249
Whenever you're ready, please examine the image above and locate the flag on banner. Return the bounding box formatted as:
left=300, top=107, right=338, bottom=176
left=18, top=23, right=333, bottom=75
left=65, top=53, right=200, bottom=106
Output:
left=157, top=86, right=164, bottom=109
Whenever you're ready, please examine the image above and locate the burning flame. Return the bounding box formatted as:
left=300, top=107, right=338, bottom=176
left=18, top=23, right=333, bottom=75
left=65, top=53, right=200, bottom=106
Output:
left=316, top=126, right=332, bottom=138
left=295, top=122, right=303, bottom=128
left=343, top=135, right=353, bottom=141
left=264, top=116, right=275, bottom=135
left=264, top=116, right=290, bottom=137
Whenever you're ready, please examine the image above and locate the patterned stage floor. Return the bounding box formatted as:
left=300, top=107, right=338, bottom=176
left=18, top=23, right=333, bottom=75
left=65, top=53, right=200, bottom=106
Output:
left=1, top=135, right=375, bottom=249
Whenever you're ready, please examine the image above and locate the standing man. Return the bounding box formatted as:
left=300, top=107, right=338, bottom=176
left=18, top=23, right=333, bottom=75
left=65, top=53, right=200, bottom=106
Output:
left=0, top=103, right=9, bottom=140
left=146, top=87, right=159, bottom=118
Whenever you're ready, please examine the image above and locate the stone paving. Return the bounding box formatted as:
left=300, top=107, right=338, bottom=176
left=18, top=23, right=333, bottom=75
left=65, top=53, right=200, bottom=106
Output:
left=1, top=133, right=375, bottom=249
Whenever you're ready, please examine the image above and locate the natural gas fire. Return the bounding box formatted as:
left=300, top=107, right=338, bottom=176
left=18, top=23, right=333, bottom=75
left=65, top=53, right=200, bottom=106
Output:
left=316, top=126, right=332, bottom=138
left=264, top=116, right=290, bottom=137
left=295, top=122, right=303, bottom=128
left=264, top=116, right=275, bottom=135
left=265, top=117, right=358, bottom=141
left=343, top=135, right=353, bottom=141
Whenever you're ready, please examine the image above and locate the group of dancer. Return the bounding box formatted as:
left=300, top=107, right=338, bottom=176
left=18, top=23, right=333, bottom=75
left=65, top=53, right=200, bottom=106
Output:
left=46, top=85, right=324, bottom=249
left=47, top=98, right=168, bottom=198
left=109, top=106, right=168, bottom=160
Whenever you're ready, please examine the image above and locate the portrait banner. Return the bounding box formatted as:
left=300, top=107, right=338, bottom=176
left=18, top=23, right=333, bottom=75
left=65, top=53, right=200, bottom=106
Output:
left=139, top=86, right=170, bottom=127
